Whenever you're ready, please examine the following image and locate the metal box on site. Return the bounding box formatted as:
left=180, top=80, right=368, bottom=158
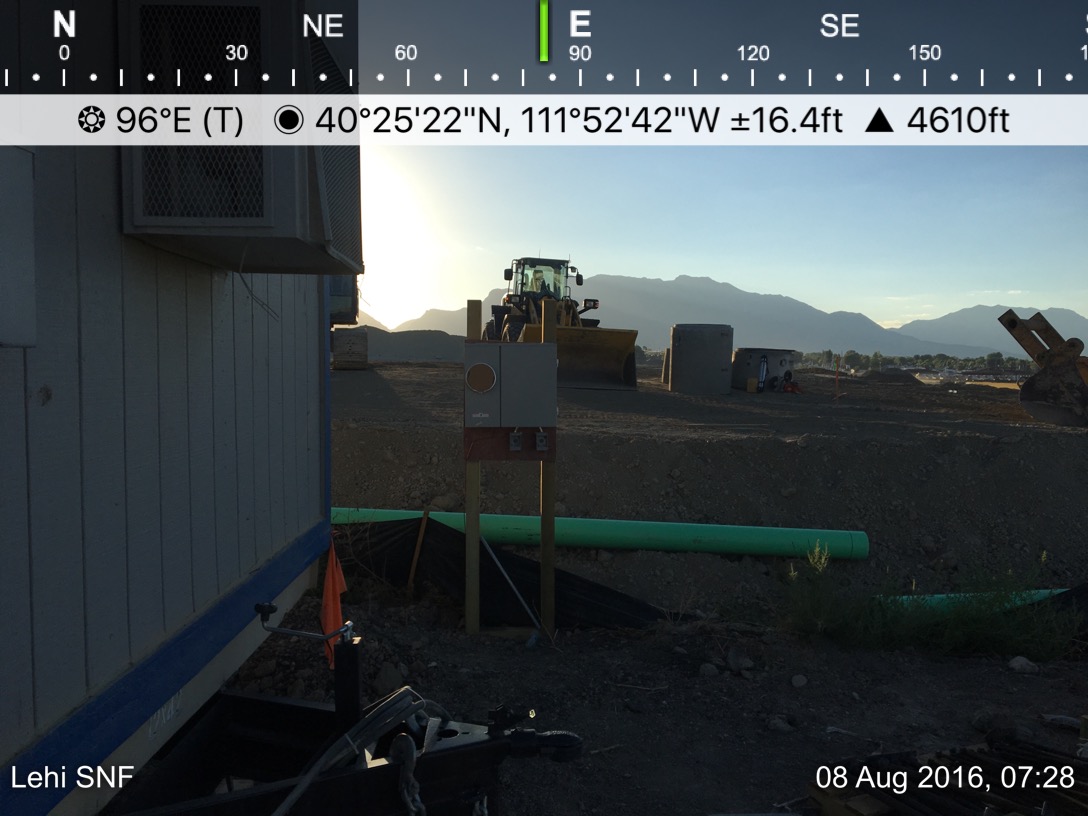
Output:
left=465, top=343, right=557, bottom=427
left=732, top=348, right=800, bottom=390
left=668, top=324, right=733, bottom=395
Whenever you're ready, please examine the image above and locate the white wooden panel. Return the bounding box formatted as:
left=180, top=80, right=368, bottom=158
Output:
left=211, top=271, right=239, bottom=590
left=186, top=271, right=218, bottom=611
left=0, top=147, right=36, bottom=346
left=297, top=278, right=317, bottom=530
left=0, top=348, right=35, bottom=760
left=251, top=274, right=272, bottom=563
left=76, top=148, right=131, bottom=689
left=280, top=276, right=299, bottom=538
left=25, top=148, right=88, bottom=728
left=123, top=239, right=165, bottom=660
left=157, top=256, right=194, bottom=630
left=233, top=274, right=256, bottom=573
left=306, top=278, right=321, bottom=526
left=265, top=276, right=286, bottom=549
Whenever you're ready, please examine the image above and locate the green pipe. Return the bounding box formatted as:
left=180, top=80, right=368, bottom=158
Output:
left=331, top=507, right=869, bottom=559
left=880, top=589, right=1067, bottom=610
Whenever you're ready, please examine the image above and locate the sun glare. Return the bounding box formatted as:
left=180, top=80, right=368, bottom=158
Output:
left=358, top=149, right=446, bottom=329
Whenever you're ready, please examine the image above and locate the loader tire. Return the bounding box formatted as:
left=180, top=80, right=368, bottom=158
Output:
left=482, top=319, right=499, bottom=341
left=501, top=316, right=526, bottom=343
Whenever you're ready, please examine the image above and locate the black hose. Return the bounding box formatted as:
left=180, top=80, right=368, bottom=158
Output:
left=271, top=688, right=423, bottom=816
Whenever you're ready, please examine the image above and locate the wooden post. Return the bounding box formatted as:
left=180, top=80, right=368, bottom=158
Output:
left=540, top=299, right=557, bottom=636
left=465, top=300, right=482, bottom=635
left=406, top=510, right=430, bottom=597
left=467, top=300, right=482, bottom=343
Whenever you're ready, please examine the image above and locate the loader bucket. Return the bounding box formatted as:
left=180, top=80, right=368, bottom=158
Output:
left=1018, top=357, right=1088, bottom=427
left=521, top=324, right=639, bottom=389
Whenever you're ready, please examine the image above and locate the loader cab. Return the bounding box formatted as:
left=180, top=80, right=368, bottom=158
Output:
left=507, top=258, right=583, bottom=300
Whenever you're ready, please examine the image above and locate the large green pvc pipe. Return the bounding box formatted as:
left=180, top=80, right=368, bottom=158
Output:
left=881, top=589, right=1067, bottom=610
left=331, top=507, right=869, bottom=559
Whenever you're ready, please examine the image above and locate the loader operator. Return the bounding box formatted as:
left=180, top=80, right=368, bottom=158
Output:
left=527, top=265, right=560, bottom=299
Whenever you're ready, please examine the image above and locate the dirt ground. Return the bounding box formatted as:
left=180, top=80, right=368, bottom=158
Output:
left=235, top=361, right=1088, bottom=814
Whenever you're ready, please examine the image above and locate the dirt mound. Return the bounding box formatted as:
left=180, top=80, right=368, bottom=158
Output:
left=363, top=326, right=464, bottom=362
left=859, top=368, right=922, bottom=384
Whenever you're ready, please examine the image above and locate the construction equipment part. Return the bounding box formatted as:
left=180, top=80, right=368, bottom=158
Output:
left=329, top=274, right=361, bottom=327
left=483, top=257, right=638, bottom=389
left=101, top=620, right=582, bottom=816
left=998, top=309, right=1088, bottom=427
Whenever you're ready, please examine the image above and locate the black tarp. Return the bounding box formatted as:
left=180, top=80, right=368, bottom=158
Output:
left=336, top=519, right=673, bottom=629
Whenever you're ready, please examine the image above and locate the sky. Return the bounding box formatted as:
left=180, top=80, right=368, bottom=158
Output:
left=357, top=146, right=1088, bottom=330
left=353, top=0, right=1088, bottom=330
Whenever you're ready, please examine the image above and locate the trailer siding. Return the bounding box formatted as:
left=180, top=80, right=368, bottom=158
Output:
left=0, top=349, right=35, bottom=760
left=25, top=148, right=88, bottom=730
left=0, top=146, right=326, bottom=772
left=76, top=148, right=132, bottom=690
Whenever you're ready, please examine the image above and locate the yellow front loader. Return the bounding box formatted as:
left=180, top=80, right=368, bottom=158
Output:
left=483, top=257, right=639, bottom=389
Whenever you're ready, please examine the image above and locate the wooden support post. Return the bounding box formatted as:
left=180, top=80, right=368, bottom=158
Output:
left=465, top=300, right=482, bottom=634
left=540, top=299, right=557, bottom=636
left=467, top=299, right=482, bottom=343
left=407, top=509, right=429, bottom=597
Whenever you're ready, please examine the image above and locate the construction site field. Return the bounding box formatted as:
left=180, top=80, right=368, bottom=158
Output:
left=235, top=361, right=1088, bottom=815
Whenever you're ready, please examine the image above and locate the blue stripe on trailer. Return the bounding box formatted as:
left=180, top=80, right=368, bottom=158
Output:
left=1, top=519, right=330, bottom=816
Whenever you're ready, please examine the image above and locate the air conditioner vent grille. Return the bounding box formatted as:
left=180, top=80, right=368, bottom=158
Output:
left=141, top=146, right=266, bottom=218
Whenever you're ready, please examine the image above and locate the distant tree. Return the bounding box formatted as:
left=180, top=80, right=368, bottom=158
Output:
left=801, top=349, right=1042, bottom=374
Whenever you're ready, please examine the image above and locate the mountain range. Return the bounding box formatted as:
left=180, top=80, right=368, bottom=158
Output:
left=364, top=275, right=1088, bottom=359
left=893, top=306, right=1088, bottom=359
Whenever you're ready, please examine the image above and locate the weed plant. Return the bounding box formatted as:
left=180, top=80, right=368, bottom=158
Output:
left=782, top=545, right=1083, bottom=661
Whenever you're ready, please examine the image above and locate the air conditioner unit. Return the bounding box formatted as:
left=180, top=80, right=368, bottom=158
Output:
left=119, top=0, right=362, bottom=276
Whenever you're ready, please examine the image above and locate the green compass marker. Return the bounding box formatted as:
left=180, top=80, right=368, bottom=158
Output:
left=538, top=0, right=550, bottom=62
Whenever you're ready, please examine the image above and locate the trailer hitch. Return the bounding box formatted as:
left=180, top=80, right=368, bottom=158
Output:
left=487, top=705, right=583, bottom=762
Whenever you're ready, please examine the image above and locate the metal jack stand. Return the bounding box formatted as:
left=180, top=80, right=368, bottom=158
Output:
left=255, top=602, right=365, bottom=729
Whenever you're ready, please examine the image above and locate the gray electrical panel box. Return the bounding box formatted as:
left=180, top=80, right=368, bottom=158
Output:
left=465, top=342, right=557, bottom=427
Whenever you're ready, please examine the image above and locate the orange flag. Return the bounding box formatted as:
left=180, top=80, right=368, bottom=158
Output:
left=321, top=538, right=348, bottom=668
